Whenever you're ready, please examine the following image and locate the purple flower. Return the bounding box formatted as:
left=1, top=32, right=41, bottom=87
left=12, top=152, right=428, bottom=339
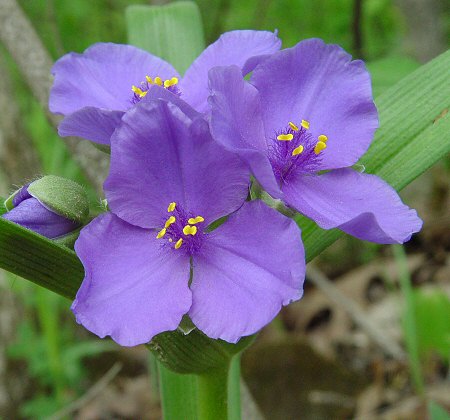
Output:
left=2, top=184, right=80, bottom=238
left=49, top=30, right=281, bottom=145
left=72, top=99, right=305, bottom=346
left=208, top=39, right=422, bottom=244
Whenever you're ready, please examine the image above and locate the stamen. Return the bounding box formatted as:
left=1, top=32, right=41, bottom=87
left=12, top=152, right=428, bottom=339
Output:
left=175, top=238, right=183, bottom=249
left=165, top=215, right=176, bottom=228
left=277, top=134, right=294, bottom=141
left=292, top=145, right=304, bottom=156
left=289, top=122, right=299, bottom=131
left=146, top=76, right=153, bottom=84
left=188, top=216, right=205, bottom=224
left=156, top=228, right=166, bottom=239
left=318, top=134, right=328, bottom=143
left=131, top=85, right=146, bottom=97
left=183, top=225, right=197, bottom=236
left=167, top=202, right=176, bottom=212
left=154, top=77, right=163, bottom=86
left=164, top=77, right=179, bottom=88
left=314, top=141, right=327, bottom=155
left=301, top=119, right=310, bottom=129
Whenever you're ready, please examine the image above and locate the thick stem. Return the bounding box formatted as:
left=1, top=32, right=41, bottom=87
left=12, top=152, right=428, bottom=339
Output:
left=197, top=365, right=230, bottom=420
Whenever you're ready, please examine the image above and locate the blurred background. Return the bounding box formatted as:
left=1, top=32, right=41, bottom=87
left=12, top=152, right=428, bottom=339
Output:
left=0, top=0, right=448, bottom=418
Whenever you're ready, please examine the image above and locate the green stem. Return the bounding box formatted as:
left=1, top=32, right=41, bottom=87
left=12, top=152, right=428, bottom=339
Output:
left=393, top=244, right=425, bottom=396
left=158, top=362, right=198, bottom=420
left=227, top=355, right=241, bottom=420
left=197, top=365, right=230, bottom=420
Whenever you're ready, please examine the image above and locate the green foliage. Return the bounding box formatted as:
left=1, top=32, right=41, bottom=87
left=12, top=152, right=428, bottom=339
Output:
left=126, top=2, right=205, bottom=74
left=429, top=401, right=450, bottom=420
left=413, top=289, right=450, bottom=363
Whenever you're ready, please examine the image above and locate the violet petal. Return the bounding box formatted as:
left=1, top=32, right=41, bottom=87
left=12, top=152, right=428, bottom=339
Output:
left=181, top=30, right=281, bottom=113
left=72, top=212, right=192, bottom=347
left=282, top=168, right=423, bottom=243
left=50, top=43, right=179, bottom=115
left=3, top=197, right=79, bottom=238
left=209, top=65, right=281, bottom=197
left=58, top=107, right=124, bottom=145
left=251, top=38, right=378, bottom=170
left=105, top=99, right=249, bottom=229
left=189, top=200, right=304, bottom=343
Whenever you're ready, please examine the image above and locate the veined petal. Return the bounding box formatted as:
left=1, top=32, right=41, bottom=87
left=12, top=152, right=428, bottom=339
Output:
left=251, top=38, right=378, bottom=170
left=209, top=65, right=281, bottom=197
left=58, top=107, right=124, bottom=145
left=189, top=201, right=304, bottom=343
left=283, top=169, right=422, bottom=243
left=181, top=30, right=281, bottom=113
left=3, top=197, right=79, bottom=239
left=72, top=213, right=192, bottom=347
left=105, top=99, right=249, bottom=229
left=50, top=43, right=179, bottom=115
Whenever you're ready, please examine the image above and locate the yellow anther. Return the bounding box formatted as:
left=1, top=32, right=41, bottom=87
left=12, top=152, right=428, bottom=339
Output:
left=175, top=238, right=183, bottom=249
left=156, top=228, right=166, bottom=239
left=318, top=134, right=328, bottom=143
left=164, top=77, right=179, bottom=88
left=132, top=85, right=146, bottom=97
left=183, top=225, right=198, bottom=236
left=314, top=141, right=327, bottom=155
left=167, top=202, right=176, bottom=212
left=292, top=145, right=304, bottom=156
left=164, top=215, right=176, bottom=228
left=301, top=119, right=310, bottom=129
left=154, top=77, right=163, bottom=86
left=277, top=133, right=294, bottom=141
left=146, top=76, right=153, bottom=84
left=188, top=216, right=205, bottom=224
left=289, top=122, right=299, bottom=131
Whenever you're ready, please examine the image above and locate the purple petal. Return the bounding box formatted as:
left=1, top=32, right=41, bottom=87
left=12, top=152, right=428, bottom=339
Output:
left=3, top=197, right=79, bottom=238
left=181, top=30, right=281, bottom=113
left=50, top=43, right=179, bottom=115
left=105, top=99, right=249, bottom=229
left=11, top=184, right=31, bottom=207
left=209, top=65, right=281, bottom=197
left=251, top=39, right=378, bottom=169
left=72, top=213, right=192, bottom=347
left=58, top=107, right=124, bottom=145
left=189, top=200, right=304, bottom=343
left=282, top=168, right=422, bottom=243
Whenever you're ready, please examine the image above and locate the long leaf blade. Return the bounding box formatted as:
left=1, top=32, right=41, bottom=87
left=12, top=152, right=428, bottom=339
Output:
left=126, top=2, right=205, bottom=74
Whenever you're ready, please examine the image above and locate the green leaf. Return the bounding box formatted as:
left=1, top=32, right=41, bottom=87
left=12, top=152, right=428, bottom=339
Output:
left=429, top=401, right=450, bottom=420
left=367, top=56, right=420, bottom=96
left=298, top=49, right=450, bottom=262
left=126, top=2, right=205, bottom=74
left=413, top=289, right=450, bottom=362
left=0, top=217, right=83, bottom=299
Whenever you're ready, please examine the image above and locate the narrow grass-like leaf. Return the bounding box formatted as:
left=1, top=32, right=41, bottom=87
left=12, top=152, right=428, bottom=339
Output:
left=126, top=2, right=205, bottom=74
left=429, top=401, right=450, bottom=420
left=298, top=50, right=450, bottom=261
left=0, top=217, right=83, bottom=299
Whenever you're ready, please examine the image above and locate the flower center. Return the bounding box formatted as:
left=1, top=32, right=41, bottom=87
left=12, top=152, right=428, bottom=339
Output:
left=155, top=202, right=205, bottom=255
left=131, top=75, right=180, bottom=104
left=268, top=119, right=328, bottom=184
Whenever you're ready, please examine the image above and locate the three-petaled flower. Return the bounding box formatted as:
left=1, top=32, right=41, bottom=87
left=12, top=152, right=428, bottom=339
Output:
left=209, top=39, right=422, bottom=243
left=49, top=30, right=281, bottom=145
left=72, top=99, right=305, bottom=346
